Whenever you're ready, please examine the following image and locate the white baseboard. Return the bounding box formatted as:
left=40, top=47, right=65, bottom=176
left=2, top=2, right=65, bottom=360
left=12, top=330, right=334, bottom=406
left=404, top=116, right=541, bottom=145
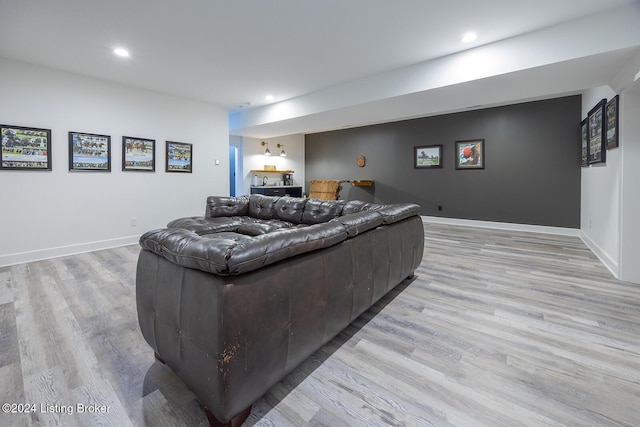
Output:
left=579, top=231, right=619, bottom=279
left=421, top=216, right=581, bottom=237
left=421, top=215, right=619, bottom=279
left=0, top=235, right=140, bottom=268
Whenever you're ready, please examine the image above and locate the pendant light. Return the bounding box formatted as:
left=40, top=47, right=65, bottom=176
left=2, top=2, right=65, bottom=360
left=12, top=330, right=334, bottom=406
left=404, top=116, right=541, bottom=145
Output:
left=261, top=141, right=271, bottom=156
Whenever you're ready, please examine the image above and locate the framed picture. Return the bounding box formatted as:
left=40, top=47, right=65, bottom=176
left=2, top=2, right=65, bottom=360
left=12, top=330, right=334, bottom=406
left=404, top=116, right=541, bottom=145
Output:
left=1, top=124, right=52, bottom=171
left=69, top=131, right=111, bottom=171
left=123, top=136, right=155, bottom=172
left=587, top=99, right=606, bottom=164
left=166, top=141, right=192, bottom=173
left=580, top=118, right=589, bottom=167
left=414, top=145, right=442, bottom=168
left=455, top=139, right=484, bottom=169
left=605, top=95, right=619, bottom=150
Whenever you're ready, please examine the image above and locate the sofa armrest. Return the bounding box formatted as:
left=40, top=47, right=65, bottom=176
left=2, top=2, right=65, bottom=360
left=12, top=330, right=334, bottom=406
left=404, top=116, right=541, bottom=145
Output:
left=343, top=201, right=421, bottom=224
left=331, top=210, right=384, bottom=236
left=377, top=203, right=422, bottom=224
left=139, top=222, right=348, bottom=276
left=139, top=228, right=242, bottom=275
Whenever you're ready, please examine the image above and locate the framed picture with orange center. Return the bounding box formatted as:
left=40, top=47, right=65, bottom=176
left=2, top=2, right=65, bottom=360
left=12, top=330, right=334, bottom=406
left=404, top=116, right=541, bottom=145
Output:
left=455, top=139, right=484, bottom=170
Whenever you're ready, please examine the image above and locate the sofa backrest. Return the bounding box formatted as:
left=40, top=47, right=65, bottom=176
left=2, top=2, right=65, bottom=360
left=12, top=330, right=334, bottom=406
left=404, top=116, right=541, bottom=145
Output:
left=205, top=195, right=249, bottom=218
left=301, top=198, right=345, bottom=224
left=274, top=197, right=307, bottom=223
left=248, top=194, right=277, bottom=219
left=205, top=194, right=420, bottom=226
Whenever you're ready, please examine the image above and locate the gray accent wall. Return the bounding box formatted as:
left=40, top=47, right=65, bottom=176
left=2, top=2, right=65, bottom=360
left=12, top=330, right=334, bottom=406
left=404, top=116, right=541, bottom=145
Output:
left=305, top=95, right=581, bottom=228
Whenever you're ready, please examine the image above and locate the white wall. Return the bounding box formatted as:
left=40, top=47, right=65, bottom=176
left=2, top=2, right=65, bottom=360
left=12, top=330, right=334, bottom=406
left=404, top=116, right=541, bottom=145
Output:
left=241, top=134, right=305, bottom=195
left=619, top=91, right=640, bottom=283
left=0, top=58, right=229, bottom=266
left=580, top=86, right=620, bottom=275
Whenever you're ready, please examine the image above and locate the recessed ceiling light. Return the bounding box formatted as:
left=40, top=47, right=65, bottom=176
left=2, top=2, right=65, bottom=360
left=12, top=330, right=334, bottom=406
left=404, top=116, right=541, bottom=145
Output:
left=114, top=48, right=130, bottom=57
left=461, top=32, right=477, bottom=43
left=265, top=94, right=274, bottom=101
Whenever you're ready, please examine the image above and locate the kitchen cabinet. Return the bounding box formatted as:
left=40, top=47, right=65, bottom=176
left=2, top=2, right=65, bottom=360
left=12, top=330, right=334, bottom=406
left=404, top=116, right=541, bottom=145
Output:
left=250, top=186, right=302, bottom=197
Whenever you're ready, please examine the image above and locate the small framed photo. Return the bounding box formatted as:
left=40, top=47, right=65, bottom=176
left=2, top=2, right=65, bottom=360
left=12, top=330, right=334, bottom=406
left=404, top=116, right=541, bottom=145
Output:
left=455, top=139, right=484, bottom=170
left=1, top=124, right=52, bottom=171
left=69, top=131, right=111, bottom=171
left=588, top=99, right=606, bottom=164
left=414, top=145, right=443, bottom=169
left=123, top=136, right=155, bottom=172
left=580, top=119, right=589, bottom=167
left=166, top=141, right=192, bottom=173
left=605, top=95, right=619, bottom=150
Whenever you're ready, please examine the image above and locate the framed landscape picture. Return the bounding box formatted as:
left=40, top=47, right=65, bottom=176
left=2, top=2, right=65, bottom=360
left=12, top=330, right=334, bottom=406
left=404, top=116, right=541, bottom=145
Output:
left=605, top=95, right=619, bottom=150
left=587, top=99, right=606, bottom=164
left=123, top=136, right=155, bottom=172
left=1, top=124, right=52, bottom=171
left=455, top=139, right=484, bottom=170
left=414, top=144, right=442, bottom=168
left=166, top=141, right=192, bottom=173
left=580, top=118, right=588, bottom=167
left=69, top=131, right=111, bottom=171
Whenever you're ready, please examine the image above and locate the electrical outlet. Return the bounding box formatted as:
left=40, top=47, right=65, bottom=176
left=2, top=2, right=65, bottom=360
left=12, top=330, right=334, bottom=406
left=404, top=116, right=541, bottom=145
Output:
left=438, top=205, right=443, bottom=211
left=130, top=218, right=137, bottom=227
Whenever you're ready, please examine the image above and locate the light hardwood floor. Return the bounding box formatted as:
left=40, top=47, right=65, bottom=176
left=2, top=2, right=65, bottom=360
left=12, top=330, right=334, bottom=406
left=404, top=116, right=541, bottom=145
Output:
left=1, top=223, right=639, bottom=426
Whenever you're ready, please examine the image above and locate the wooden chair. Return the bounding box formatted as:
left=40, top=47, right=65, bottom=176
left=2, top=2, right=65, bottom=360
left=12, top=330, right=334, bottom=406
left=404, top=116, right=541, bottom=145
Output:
left=308, top=179, right=342, bottom=200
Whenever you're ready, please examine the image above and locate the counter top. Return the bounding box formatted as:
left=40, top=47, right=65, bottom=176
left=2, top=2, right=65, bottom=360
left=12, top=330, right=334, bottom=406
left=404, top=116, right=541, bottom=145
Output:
left=250, top=185, right=301, bottom=189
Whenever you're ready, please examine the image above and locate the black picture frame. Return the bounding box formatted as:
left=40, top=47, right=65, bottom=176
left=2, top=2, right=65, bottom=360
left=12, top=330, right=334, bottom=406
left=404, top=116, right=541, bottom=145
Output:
left=455, top=139, right=484, bottom=169
left=605, top=95, right=619, bottom=150
left=587, top=99, right=606, bottom=164
left=69, top=131, right=111, bottom=171
left=1, top=124, right=52, bottom=171
left=166, top=141, right=192, bottom=173
left=414, top=144, right=443, bottom=169
left=580, top=118, right=589, bottom=167
left=123, top=136, right=155, bottom=172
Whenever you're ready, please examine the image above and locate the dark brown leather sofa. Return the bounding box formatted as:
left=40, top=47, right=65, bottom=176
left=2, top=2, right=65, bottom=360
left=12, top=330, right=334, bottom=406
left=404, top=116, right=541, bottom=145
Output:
left=136, top=194, right=424, bottom=426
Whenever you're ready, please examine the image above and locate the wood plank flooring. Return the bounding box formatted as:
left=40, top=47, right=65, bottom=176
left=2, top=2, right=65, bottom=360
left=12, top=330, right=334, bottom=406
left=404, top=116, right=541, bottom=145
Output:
left=1, top=222, right=639, bottom=426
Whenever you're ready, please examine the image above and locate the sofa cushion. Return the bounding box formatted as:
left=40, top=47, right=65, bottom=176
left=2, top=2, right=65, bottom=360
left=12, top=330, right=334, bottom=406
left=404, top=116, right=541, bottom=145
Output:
left=206, top=195, right=249, bottom=218
left=342, top=200, right=370, bottom=215
left=274, top=197, right=307, bottom=223
left=248, top=194, right=279, bottom=219
left=167, top=216, right=244, bottom=235
left=301, top=199, right=345, bottom=224
left=236, top=218, right=298, bottom=236
left=236, top=223, right=280, bottom=236
left=226, top=222, right=348, bottom=275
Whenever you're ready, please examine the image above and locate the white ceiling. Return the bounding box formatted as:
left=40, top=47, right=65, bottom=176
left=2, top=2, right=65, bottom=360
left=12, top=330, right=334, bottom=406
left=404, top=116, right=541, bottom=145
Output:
left=1, top=0, right=639, bottom=137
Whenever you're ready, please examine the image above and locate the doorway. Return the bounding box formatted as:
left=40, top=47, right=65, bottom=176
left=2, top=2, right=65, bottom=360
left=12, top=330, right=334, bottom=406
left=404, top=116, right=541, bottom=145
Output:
left=229, top=146, right=238, bottom=196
